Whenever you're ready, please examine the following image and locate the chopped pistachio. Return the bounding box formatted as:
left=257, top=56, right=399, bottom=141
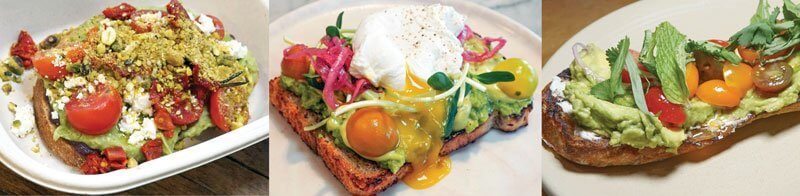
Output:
left=2, top=83, right=10, bottom=95
left=127, top=157, right=138, bottom=168
left=11, top=76, right=21, bottom=83
left=8, top=102, right=16, bottom=113
left=12, top=120, right=20, bottom=128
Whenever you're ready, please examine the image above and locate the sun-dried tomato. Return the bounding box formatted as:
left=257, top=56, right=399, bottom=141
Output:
left=141, top=139, right=164, bottom=161
left=10, top=31, right=37, bottom=69
left=102, top=3, right=137, bottom=20
left=166, top=0, right=188, bottom=18
left=80, top=153, right=110, bottom=175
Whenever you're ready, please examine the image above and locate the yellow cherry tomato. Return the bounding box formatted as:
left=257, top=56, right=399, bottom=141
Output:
left=723, top=62, right=754, bottom=92
left=696, top=80, right=743, bottom=107
left=345, top=107, right=399, bottom=157
left=686, top=62, right=699, bottom=97
left=494, top=58, right=538, bottom=99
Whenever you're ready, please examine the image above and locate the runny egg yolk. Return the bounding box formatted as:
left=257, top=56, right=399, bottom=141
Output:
left=385, top=69, right=451, bottom=188
left=345, top=107, right=399, bottom=158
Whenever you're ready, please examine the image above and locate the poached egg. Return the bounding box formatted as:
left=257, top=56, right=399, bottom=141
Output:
left=349, top=4, right=466, bottom=90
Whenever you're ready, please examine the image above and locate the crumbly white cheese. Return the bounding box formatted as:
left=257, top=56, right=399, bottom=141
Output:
left=136, top=12, right=165, bottom=25
left=220, top=40, right=249, bottom=59
left=549, top=76, right=573, bottom=113
left=51, top=54, right=67, bottom=68
left=128, top=117, right=157, bottom=145
left=196, top=14, right=217, bottom=35
left=577, top=129, right=602, bottom=141
left=11, top=104, right=35, bottom=137
left=63, top=76, right=87, bottom=89
left=123, top=82, right=153, bottom=115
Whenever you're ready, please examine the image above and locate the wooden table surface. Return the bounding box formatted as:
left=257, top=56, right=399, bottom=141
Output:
left=542, top=0, right=636, bottom=63
left=0, top=141, right=268, bottom=194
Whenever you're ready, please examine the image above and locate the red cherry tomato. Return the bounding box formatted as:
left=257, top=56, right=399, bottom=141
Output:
left=65, top=84, right=123, bottom=135
left=708, top=39, right=730, bottom=47
left=281, top=44, right=311, bottom=80
left=102, top=3, right=137, bottom=20
left=166, top=0, right=188, bottom=18
left=32, top=53, right=69, bottom=80
left=154, top=109, right=175, bottom=131
left=10, top=31, right=37, bottom=69
left=209, top=89, right=231, bottom=132
left=141, top=140, right=163, bottom=161
left=196, top=14, right=226, bottom=39
left=737, top=46, right=759, bottom=65
left=645, top=87, right=686, bottom=127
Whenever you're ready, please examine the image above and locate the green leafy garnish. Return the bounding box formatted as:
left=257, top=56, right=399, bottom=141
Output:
left=443, top=84, right=472, bottom=139
left=427, top=72, right=454, bottom=91
left=623, top=47, right=649, bottom=114
left=303, top=73, right=325, bottom=89
left=686, top=40, right=742, bottom=64
left=639, top=22, right=691, bottom=104
left=476, top=71, right=515, bottom=84
left=728, top=0, right=780, bottom=50
left=336, top=11, right=344, bottom=29
left=326, top=26, right=340, bottom=38
left=590, top=37, right=629, bottom=101
left=784, top=0, right=800, bottom=20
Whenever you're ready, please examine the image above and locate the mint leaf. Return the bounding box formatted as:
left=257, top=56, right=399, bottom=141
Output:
left=590, top=37, right=630, bottom=101
left=686, top=40, right=742, bottom=64
left=639, top=22, right=691, bottom=104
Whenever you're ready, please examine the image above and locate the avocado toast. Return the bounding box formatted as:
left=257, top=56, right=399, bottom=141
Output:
left=270, top=5, right=535, bottom=195
left=4, top=0, right=258, bottom=174
left=543, top=0, right=800, bottom=167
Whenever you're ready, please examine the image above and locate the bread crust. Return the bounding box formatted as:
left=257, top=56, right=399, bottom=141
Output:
left=542, top=69, right=800, bottom=167
left=269, top=77, right=529, bottom=195
left=33, top=79, right=84, bottom=168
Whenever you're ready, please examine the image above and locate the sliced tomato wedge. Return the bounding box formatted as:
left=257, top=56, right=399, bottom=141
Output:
left=209, top=89, right=231, bottom=132
left=65, top=84, right=123, bottom=135
left=102, top=3, right=137, bottom=20
left=141, top=139, right=164, bottom=161
left=708, top=39, right=730, bottom=47
left=10, top=31, right=37, bottom=69
left=645, top=87, right=686, bottom=128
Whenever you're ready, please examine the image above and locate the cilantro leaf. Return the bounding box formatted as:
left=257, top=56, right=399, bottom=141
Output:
left=784, top=0, right=800, bottom=20
left=639, top=22, right=691, bottom=104
left=590, top=37, right=629, bottom=101
left=686, top=40, right=742, bottom=64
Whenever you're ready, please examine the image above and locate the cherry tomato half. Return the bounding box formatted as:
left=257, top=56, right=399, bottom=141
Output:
left=32, top=53, right=69, bottom=80
left=209, top=89, right=231, bottom=132
left=281, top=44, right=311, bottom=80
left=196, top=14, right=226, bottom=40
left=737, top=46, right=759, bottom=65
left=753, top=62, right=794, bottom=93
left=645, top=87, right=686, bottom=127
left=65, top=84, right=123, bottom=135
left=696, top=80, right=744, bottom=107
left=722, top=62, right=754, bottom=92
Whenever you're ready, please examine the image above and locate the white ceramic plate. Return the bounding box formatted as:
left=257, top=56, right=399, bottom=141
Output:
left=268, top=0, right=541, bottom=195
left=543, top=0, right=800, bottom=195
left=0, top=0, right=269, bottom=194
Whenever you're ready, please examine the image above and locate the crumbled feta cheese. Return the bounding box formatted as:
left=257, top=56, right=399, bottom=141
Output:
left=64, top=76, right=87, bottom=89
left=96, top=74, right=107, bottom=84
left=195, top=14, right=217, bottom=35
left=123, top=82, right=152, bottom=115
left=128, top=117, right=157, bottom=145
left=550, top=76, right=566, bottom=98
left=136, top=12, right=164, bottom=24
left=118, top=107, right=141, bottom=134
left=55, top=96, right=69, bottom=110
left=51, top=54, right=66, bottom=68
left=51, top=110, right=59, bottom=120
left=220, top=40, right=249, bottom=59
left=76, top=92, right=85, bottom=99
left=578, top=130, right=602, bottom=141
left=11, top=104, right=35, bottom=137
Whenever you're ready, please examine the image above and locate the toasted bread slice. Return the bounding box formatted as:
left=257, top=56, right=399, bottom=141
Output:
left=542, top=69, right=800, bottom=167
left=269, top=78, right=530, bottom=195
left=33, top=79, right=85, bottom=168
